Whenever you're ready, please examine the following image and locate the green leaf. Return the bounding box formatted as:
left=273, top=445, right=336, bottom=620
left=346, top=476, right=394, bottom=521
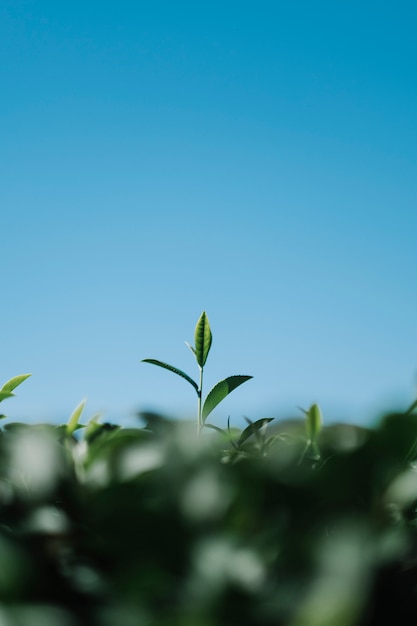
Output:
left=1, top=373, right=31, bottom=393
left=204, top=423, right=228, bottom=437
left=67, top=399, right=86, bottom=436
left=194, top=311, right=212, bottom=367
left=0, top=391, right=15, bottom=404
left=305, top=403, right=323, bottom=442
left=202, top=375, right=253, bottom=422
left=142, top=359, right=199, bottom=394
left=84, top=413, right=102, bottom=439
left=238, top=417, right=274, bottom=446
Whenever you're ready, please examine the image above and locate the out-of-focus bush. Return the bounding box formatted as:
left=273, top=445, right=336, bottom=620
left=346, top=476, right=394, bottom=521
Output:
left=1, top=409, right=417, bottom=625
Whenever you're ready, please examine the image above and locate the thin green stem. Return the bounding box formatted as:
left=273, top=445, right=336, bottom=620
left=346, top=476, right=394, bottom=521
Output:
left=197, top=365, right=203, bottom=435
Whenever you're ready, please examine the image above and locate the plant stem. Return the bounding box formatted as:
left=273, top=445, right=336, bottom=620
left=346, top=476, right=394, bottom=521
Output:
left=197, top=365, right=203, bottom=435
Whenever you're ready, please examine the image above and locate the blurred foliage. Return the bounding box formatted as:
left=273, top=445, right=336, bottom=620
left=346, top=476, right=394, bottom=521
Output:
left=1, top=403, right=417, bottom=625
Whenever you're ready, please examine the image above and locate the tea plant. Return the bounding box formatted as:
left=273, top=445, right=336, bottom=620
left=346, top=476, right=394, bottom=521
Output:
left=142, top=311, right=253, bottom=435
left=2, top=318, right=417, bottom=625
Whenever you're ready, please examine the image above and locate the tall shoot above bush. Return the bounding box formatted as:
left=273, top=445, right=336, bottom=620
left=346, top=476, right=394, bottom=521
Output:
left=142, top=311, right=252, bottom=434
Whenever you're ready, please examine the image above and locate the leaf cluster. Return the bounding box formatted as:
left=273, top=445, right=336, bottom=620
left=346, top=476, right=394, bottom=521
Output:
left=2, top=315, right=417, bottom=624
left=142, top=311, right=252, bottom=431
left=0, top=398, right=416, bottom=625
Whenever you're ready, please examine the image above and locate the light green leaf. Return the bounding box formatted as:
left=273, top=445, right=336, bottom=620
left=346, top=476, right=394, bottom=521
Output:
left=202, top=375, right=253, bottom=422
left=0, top=391, right=15, bottom=404
left=1, top=373, right=31, bottom=394
left=84, top=413, right=102, bottom=439
left=238, top=417, right=274, bottom=446
left=142, top=359, right=199, bottom=394
left=305, top=403, right=323, bottom=442
left=67, top=399, right=86, bottom=435
left=194, top=311, right=212, bottom=367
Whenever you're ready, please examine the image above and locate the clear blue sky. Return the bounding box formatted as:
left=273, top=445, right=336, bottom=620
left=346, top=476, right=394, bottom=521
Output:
left=2, top=1, right=417, bottom=429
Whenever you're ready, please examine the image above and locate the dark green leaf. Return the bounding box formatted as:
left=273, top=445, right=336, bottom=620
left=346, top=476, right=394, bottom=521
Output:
left=142, top=359, right=199, bottom=394
left=194, top=311, right=212, bottom=367
left=202, top=375, right=253, bottom=422
left=238, top=418, right=274, bottom=446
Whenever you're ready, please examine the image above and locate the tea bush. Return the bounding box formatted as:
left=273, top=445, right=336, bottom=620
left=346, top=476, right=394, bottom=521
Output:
left=1, top=315, right=417, bottom=625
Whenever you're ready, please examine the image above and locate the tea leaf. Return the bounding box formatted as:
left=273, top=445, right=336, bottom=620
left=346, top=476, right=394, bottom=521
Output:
left=84, top=413, right=102, bottom=438
left=194, top=311, right=212, bottom=367
left=0, top=373, right=31, bottom=393
left=142, top=359, right=199, bottom=394
left=204, top=423, right=228, bottom=437
left=67, top=399, right=86, bottom=435
left=0, top=391, right=14, bottom=408
left=305, top=403, right=323, bottom=442
left=238, top=417, right=274, bottom=446
left=202, top=375, right=253, bottom=422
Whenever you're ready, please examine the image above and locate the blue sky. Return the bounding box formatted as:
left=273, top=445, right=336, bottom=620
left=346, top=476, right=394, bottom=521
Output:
left=2, top=1, right=417, bottom=429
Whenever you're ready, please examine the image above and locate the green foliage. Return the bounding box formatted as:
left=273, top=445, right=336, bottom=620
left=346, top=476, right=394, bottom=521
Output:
left=2, top=319, right=417, bottom=624
left=143, top=311, right=253, bottom=433
left=0, top=405, right=417, bottom=625
left=202, top=375, right=253, bottom=422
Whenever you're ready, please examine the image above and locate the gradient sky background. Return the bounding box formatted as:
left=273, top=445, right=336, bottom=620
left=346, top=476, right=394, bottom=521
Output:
left=2, top=1, right=417, bottom=429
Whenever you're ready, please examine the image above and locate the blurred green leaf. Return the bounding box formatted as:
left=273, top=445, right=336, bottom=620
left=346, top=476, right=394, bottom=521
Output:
left=238, top=417, right=274, bottom=446
left=304, top=403, right=323, bottom=442
left=84, top=413, right=102, bottom=439
left=202, top=375, right=253, bottom=422
left=67, top=399, right=86, bottom=435
left=204, top=423, right=228, bottom=437
left=194, top=311, right=212, bottom=367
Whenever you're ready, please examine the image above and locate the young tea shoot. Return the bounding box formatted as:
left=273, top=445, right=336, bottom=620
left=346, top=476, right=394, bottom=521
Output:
left=142, top=311, right=253, bottom=435
left=298, top=402, right=323, bottom=463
